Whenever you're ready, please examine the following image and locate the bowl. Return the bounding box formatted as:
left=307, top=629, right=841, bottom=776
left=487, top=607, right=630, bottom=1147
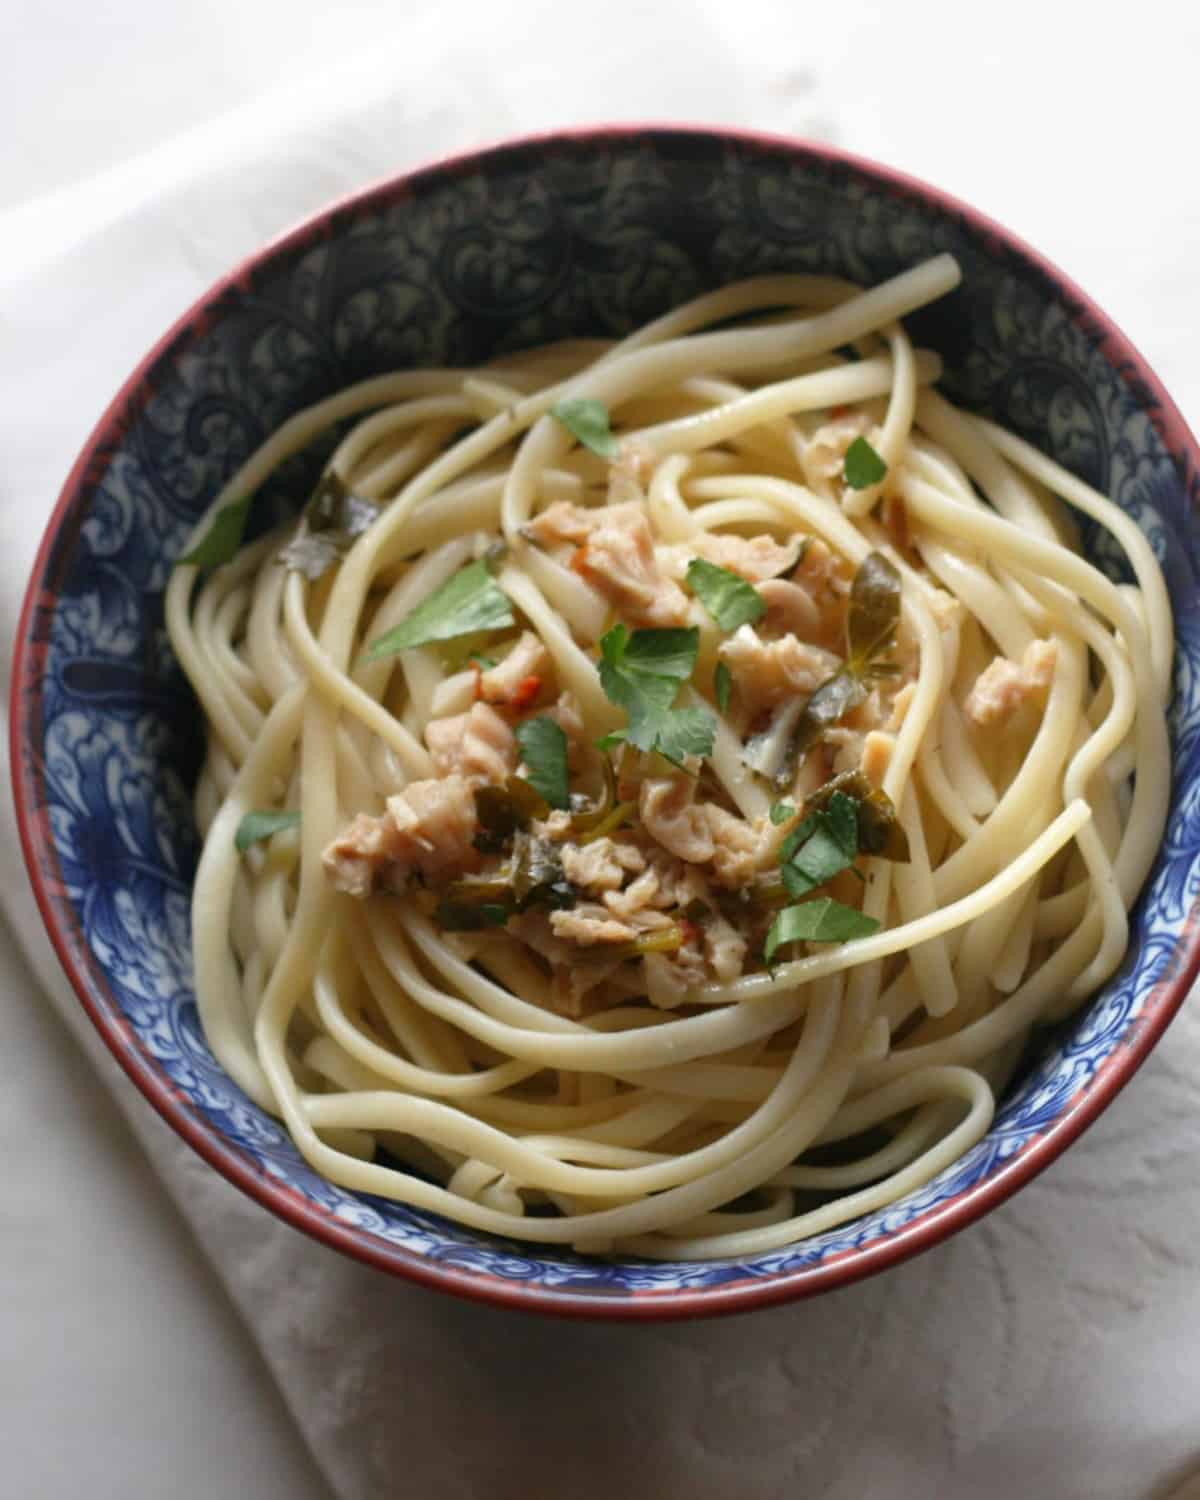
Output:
left=13, top=125, right=1200, bottom=1319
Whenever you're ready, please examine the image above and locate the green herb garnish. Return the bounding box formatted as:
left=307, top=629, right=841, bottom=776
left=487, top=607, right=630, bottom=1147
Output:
left=653, top=709, right=716, bottom=764
left=473, top=777, right=556, bottom=855
left=764, top=898, right=880, bottom=960
left=597, top=623, right=715, bottom=763
left=569, top=755, right=617, bottom=835
left=365, top=555, right=514, bottom=660
left=769, top=800, right=796, bottom=826
left=772, top=673, right=867, bottom=791
left=610, top=925, right=685, bottom=960
left=305, top=470, right=375, bottom=532
left=686, top=559, right=766, bottom=632
left=771, top=551, right=901, bottom=790
left=467, top=653, right=498, bottom=669
left=515, top=716, right=571, bottom=811
left=510, top=832, right=576, bottom=910
left=180, top=493, right=255, bottom=571
left=435, top=900, right=512, bottom=932
left=775, top=776, right=908, bottom=902
left=845, top=551, right=902, bottom=670
left=234, top=809, right=301, bottom=853
left=804, top=768, right=910, bottom=862
left=714, top=660, right=733, bottom=715
left=844, top=436, right=888, bottom=490
left=278, top=471, right=381, bottom=580
left=551, top=399, right=620, bottom=460
left=779, top=790, right=859, bottom=898
left=440, top=830, right=577, bottom=928
left=763, top=780, right=909, bottom=951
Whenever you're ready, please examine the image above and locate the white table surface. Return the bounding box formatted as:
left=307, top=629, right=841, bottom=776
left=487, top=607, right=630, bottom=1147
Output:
left=3, top=4, right=1199, bottom=1497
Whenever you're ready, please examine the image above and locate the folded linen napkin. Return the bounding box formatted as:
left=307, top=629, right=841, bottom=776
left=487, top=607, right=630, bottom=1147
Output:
left=5, top=8, right=1200, bottom=1497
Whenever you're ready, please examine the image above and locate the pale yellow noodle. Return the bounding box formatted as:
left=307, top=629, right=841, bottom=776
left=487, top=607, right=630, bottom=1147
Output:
left=168, top=256, right=1171, bottom=1258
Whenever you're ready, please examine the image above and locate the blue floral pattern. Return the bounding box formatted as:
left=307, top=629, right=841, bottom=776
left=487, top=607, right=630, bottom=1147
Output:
left=16, top=130, right=1200, bottom=1307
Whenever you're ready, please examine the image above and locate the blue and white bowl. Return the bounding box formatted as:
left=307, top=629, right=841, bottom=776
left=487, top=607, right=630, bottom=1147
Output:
left=14, top=126, right=1200, bottom=1318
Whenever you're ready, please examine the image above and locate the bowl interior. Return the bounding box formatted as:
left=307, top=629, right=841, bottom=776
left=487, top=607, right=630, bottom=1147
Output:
left=16, top=127, right=1200, bottom=1315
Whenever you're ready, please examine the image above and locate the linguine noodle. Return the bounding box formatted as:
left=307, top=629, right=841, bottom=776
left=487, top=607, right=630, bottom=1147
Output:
left=166, top=255, right=1171, bottom=1259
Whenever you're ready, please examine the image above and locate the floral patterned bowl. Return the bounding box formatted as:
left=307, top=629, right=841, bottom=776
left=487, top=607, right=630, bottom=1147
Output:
left=13, top=127, right=1200, bottom=1319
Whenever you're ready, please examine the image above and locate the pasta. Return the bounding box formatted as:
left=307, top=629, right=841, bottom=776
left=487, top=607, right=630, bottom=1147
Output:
left=166, top=255, right=1172, bottom=1259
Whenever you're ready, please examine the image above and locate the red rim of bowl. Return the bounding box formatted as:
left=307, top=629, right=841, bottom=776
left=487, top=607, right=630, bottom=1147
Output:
left=12, top=123, right=1200, bottom=1321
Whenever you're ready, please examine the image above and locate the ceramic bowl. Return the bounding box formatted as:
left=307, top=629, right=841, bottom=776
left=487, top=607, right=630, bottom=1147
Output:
left=13, top=126, right=1200, bottom=1318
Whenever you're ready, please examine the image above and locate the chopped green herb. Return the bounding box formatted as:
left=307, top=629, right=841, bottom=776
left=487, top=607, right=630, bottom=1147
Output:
left=365, top=556, right=514, bottom=660
left=279, top=471, right=381, bottom=580
left=472, top=777, right=557, bottom=856
left=779, top=791, right=859, bottom=898
left=435, top=900, right=511, bottom=932
left=771, top=781, right=909, bottom=920
left=769, top=800, right=796, bottom=826
left=307, top=470, right=370, bottom=531
left=235, top=809, right=301, bottom=853
left=686, top=559, right=766, bottom=632
left=601, top=624, right=700, bottom=686
left=770, top=551, right=901, bottom=790
left=515, top=716, right=571, bottom=811
left=441, top=831, right=578, bottom=926
left=505, top=776, right=552, bottom=823
left=764, top=898, right=880, bottom=961
left=597, top=623, right=715, bottom=762
left=551, top=399, right=620, bottom=460
left=772, top=670, right=867, bottom=790
left=443, top=871, right=512, bottom=905
left=510, top=832, right=576, bottom=910
left=844, top=436, right=888, bottom=490
left=610, top=925, right=685, bottom=960
left=467, top=653, right=498, bottom=670
left=570, top=756, right=619, bottom=837
left=714, top=660, right=733, bottom=715
left=180, top=494, right=255, bottom=571
left=846, top=551, right=902, bottom=671
left=655, top=706, right=718, bottom=764
left=805, top=769, right=910, bottom=862
left=576, top=799, right=636, bottom=845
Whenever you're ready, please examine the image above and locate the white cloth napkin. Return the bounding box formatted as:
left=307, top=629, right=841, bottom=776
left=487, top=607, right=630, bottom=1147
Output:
left=5, top=7, right=1200, bottom=1497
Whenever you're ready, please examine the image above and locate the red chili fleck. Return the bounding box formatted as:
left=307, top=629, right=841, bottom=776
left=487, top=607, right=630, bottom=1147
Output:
left=570, top=546, right=591, bottom=576
left=510, top=675, right=542, bottom=711
left=471, top=665, right=484, bottom=701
